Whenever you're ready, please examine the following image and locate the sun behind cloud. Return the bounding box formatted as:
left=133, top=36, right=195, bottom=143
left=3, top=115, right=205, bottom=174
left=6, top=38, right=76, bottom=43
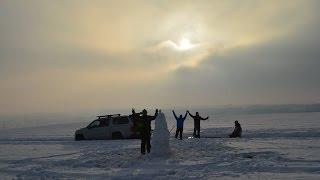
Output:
left=177, top=38, right=194, bottom=51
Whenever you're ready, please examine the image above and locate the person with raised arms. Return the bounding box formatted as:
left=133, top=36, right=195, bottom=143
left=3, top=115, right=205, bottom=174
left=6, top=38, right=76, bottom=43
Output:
left=187, top=111, right=209, bottom=138
left=172, top=110, right=188, bottom=140
left=140, top=109, right=158, bottom=154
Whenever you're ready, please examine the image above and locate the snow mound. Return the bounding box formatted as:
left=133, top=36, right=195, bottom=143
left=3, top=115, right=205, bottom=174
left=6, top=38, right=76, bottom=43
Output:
left=150, top=112, right=171, bottom=158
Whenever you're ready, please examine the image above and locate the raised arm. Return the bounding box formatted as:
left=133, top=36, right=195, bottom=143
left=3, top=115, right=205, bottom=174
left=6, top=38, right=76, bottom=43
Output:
left=150, top=109, right=159, bottom=121
left=182, top=111, right=188, bottom=120
left=201, top=116, right=209, bottom=120
left=172, top=110, right=178, bottom=120
left=132, top=108, right=143, bottom=115
left=187, top=111, right=195, bottom=118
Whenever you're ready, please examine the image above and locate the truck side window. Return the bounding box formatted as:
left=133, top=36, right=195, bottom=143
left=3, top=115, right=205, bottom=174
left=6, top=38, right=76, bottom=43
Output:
left=100, top=118, right=109, bottom=127
left=113, top=117, right=129, bottom=125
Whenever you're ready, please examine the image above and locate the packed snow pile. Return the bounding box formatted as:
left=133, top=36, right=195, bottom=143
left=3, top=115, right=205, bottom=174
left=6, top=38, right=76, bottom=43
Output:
left=150, top=111, right=171, bottom=158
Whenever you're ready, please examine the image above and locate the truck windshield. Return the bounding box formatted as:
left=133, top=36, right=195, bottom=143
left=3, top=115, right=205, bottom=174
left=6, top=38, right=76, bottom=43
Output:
left=88, top=120, right=100, bottom=128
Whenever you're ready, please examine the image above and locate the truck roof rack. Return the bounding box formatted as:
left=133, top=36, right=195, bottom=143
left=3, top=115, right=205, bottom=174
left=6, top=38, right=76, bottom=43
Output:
left=97, top=114, right=121, bottom=119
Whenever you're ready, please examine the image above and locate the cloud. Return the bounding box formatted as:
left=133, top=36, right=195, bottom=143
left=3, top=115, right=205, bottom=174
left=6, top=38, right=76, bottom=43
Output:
left=169, top=16, right=320, bottom=106
left=0, top=0, right=320, bottom=113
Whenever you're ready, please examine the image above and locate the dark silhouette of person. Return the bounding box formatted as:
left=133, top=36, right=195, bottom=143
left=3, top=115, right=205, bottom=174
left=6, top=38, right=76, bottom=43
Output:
left=187, top=110, right=209, bottom=138
left=172, top=110, right=188, bottom=140
left=140, top=109, right=158, bottom=154
left=130, top=108, right=142, bottom=138
left=229, top=120, right=242, bottom=138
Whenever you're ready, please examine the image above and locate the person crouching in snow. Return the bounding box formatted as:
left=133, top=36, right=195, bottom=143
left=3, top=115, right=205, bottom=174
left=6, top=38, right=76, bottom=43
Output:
left=172, top=110, right=188, bottom=140
left=140, top=109, right=158, bottom=154
left=229, top=120, right=242, bottom=138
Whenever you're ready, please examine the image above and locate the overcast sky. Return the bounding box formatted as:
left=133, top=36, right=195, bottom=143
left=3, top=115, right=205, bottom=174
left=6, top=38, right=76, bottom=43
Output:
left=1, top=0, right=319, bottom=114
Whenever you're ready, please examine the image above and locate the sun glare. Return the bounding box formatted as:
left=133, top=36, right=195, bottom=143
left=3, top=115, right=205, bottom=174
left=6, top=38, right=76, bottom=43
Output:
left=178, top=38, right=193, bottom=50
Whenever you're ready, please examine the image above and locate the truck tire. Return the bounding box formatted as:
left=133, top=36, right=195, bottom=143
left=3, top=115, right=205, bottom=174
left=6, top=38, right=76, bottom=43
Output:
left=75, top=134, right=85, bottom=141
left=112, top=132, right=123, bottom=139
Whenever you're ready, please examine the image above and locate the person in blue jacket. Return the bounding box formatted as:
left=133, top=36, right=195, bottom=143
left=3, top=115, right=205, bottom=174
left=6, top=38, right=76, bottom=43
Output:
left=172, top=110, right=188, bottom=140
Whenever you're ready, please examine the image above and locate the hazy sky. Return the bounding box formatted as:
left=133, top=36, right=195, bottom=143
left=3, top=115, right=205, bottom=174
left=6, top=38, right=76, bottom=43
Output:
left=1, top=0, right=320, bottom=114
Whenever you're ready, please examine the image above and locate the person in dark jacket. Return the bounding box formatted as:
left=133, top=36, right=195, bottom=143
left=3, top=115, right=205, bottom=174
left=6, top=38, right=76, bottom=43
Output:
left=130, top=108, right=142, bottom=138
left=140, top=109, right=158, bottom=154
left=229, top=120, right=242, bottom=138
left=172, top=110, right=188, bottom=140
left=187, top=110, right=209, bottom=138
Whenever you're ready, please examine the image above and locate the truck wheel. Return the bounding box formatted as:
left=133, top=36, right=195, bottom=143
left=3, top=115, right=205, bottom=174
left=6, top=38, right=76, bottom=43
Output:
left=75, top=134, right=85, bottom=141
left=112, top=132, right=123, bottom=139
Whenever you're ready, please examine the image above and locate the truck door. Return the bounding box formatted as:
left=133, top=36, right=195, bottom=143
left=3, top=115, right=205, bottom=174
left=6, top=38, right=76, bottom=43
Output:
left=112, top=116, right=130, bottom=138
left=85, top=119, right=110, bottom=140
left=99, top=118, right=111, bottom=139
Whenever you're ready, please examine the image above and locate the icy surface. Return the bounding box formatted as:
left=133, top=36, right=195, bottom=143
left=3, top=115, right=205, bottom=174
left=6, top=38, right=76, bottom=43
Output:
left=0, top=112, right=319, bottom=179
left=150, top=112, right=171, bottom=158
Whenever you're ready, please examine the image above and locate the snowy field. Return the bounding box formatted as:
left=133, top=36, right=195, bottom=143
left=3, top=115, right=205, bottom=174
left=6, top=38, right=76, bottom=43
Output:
left=0, top=112, right=320, bottom=179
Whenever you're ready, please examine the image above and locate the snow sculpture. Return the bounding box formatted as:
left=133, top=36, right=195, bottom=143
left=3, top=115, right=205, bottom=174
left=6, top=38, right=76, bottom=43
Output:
left=150, top=111, right=171, bottom=158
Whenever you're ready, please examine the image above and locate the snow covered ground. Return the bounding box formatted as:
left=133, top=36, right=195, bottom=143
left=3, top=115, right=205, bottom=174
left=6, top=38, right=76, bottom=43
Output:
left=0, top=112, right=319, bottom=179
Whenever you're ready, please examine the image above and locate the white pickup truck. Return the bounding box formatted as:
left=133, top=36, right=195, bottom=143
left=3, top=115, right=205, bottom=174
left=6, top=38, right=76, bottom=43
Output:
left=75, top=114, right=138, bottom=140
